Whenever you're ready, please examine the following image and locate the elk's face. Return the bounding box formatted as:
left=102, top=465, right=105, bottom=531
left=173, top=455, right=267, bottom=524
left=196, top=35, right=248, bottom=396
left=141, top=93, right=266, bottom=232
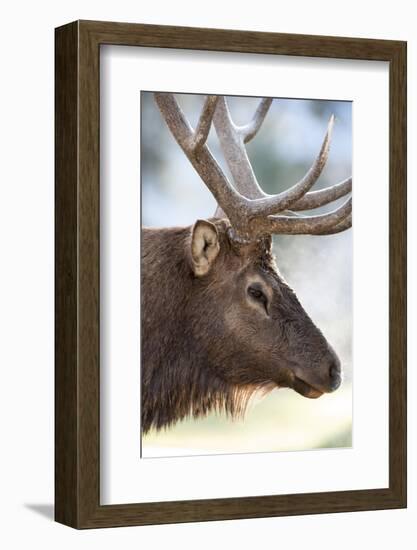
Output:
left=189, top=219, right=342, bottom=399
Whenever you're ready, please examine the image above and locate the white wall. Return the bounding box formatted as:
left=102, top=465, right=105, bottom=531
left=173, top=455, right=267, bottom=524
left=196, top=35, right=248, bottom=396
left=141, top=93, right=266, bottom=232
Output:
left=0, top=1, right=414, bottom=548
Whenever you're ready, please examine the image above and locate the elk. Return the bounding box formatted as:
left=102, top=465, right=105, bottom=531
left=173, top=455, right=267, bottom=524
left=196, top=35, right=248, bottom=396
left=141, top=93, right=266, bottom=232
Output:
left=141, top=93, right=352, bottom=434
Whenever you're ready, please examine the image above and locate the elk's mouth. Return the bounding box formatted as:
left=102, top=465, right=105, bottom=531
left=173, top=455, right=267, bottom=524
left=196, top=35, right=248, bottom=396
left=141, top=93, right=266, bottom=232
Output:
left=291, top=376, right=324, bottom=399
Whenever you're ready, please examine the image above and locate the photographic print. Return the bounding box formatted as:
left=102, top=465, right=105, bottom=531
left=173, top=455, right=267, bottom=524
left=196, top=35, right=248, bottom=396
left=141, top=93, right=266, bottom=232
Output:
left=141, top=92, right=352, bottom=458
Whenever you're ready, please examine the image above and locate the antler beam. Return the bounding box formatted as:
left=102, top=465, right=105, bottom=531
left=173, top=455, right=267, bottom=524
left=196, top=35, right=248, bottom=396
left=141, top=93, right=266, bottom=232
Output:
left=154, top=93, right=245, bottom=225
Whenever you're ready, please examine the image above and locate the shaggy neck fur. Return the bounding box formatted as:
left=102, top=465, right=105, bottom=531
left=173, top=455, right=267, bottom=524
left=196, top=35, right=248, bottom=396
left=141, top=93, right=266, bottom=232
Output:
left=141, top=224, right=264, bottom=433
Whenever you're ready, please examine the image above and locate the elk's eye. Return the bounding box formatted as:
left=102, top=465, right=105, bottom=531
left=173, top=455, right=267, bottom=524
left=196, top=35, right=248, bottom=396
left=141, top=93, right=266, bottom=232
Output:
left=247, top=286, right=268, bottom=312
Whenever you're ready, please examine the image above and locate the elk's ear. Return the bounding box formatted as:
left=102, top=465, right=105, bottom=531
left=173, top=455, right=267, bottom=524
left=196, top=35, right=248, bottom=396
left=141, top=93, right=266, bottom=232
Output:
left=190, top=220, right=220, bottom=277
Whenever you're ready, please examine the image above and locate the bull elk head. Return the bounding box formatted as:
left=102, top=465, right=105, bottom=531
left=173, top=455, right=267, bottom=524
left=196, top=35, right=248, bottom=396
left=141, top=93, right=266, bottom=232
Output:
left=142, top=93, right=351, bottom=433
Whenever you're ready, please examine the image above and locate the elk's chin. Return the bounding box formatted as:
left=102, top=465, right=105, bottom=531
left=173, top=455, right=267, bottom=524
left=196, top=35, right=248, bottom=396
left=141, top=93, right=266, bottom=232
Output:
left=292, top=377, right=324, bottom=399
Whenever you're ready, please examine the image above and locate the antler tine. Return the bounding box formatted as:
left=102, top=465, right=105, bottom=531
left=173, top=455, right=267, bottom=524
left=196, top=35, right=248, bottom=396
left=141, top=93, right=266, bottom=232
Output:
left=256, top=197, right=351, bottom=236
left=248, top=114, right=335, bottom=218
left=241, top=97, right=273, bottom=144
left=193, top=96, right=220, bottom=152
left=291, top=177, right=352, bottom=211
left=214, top=97, right=267, bottom=199
left=316, top=213, right=352, bottom=235
left=213, top=96, right=270, bottom=220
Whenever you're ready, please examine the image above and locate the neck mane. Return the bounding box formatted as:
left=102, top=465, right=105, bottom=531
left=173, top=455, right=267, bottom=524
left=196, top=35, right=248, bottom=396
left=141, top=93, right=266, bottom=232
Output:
left=141, top=225, right=267, bottom=433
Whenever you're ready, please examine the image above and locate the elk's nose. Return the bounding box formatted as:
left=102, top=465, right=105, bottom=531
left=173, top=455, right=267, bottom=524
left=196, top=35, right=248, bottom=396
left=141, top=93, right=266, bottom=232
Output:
left=328, top=358, right=342, bottom=391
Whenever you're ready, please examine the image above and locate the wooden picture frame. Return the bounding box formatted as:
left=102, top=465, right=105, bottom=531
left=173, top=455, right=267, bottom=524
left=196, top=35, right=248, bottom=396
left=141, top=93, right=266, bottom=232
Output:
left=55, top=20, right=407, bottom=528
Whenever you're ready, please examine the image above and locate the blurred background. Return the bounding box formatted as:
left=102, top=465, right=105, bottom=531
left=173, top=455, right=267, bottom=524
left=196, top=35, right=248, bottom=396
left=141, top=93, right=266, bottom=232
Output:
left=141, top=92, right=352, bottom=458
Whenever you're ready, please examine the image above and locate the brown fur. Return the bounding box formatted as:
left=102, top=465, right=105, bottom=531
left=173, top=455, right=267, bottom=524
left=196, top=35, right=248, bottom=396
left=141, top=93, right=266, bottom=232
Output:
left=141, top=219, right=341, bottom=433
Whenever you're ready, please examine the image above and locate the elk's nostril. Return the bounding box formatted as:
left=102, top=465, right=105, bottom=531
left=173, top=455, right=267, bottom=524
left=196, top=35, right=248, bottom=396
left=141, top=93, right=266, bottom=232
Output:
left=329, top=364, right=338, bottom=380
left=329, top=361, right=342, bottom=390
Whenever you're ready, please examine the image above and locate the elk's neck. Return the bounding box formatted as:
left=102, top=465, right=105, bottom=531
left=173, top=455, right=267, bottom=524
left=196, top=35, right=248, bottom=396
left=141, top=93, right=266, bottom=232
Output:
left=141, top=226, right=239, bottom=433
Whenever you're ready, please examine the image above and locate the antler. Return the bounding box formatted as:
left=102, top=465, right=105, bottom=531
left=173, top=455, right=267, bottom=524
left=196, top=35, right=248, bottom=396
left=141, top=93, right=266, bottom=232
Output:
left=154, top=93, right=352, bottom=241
